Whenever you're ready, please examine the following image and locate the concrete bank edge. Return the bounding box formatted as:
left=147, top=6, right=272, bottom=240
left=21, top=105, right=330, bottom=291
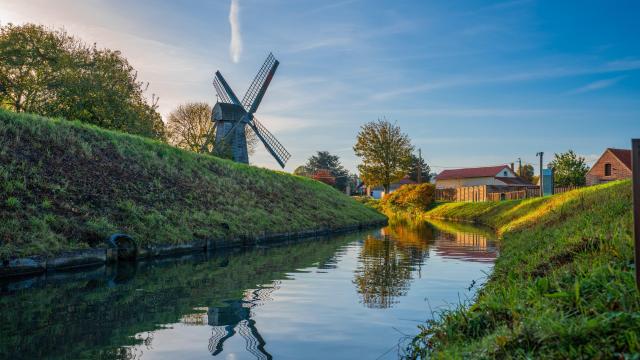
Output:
left=0, top=219, right=388, bottom=279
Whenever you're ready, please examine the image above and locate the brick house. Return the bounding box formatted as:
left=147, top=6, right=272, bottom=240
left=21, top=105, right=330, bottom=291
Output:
left=586, top=148, right=632, bottom=186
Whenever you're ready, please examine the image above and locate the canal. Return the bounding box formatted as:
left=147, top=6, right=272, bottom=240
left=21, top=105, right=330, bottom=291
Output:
left=0, top=220, right=497, bottom=359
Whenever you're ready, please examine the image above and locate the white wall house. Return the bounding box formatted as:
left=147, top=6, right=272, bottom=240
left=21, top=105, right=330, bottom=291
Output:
left=435, top=165, right=530, bottom=189
left=369, top=177, right=417, bottom=199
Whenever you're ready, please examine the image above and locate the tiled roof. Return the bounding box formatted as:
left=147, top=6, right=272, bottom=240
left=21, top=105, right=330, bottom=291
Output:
left=608, top=148, right=632, bottom=170
left=495, top=177, right=533, bottom=186
left=436, top=165, right=510, bottom=181
left=396, top=177, right=418, bottom=185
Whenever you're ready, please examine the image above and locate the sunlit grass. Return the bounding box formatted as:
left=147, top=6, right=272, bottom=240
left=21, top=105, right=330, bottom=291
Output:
left=406, top=180, right=640, bottom=358
left=0, top=109, right=385, bottom=258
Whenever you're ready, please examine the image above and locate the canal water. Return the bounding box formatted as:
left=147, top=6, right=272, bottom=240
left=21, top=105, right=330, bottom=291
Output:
left=0, top=220, right=497, bottom=360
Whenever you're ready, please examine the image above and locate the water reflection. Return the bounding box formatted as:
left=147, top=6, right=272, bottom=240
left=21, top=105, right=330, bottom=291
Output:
left=206, top=284, right=280, bottom=359
left=0, top=221, right=496, bottom=360
left=354, top=220, right=496, bottom=309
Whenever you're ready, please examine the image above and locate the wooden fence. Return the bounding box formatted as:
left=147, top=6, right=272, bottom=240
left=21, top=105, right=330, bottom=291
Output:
left=486, top=190, right=526, bottom=201
left=434, top=188, right=456, bottom=202
left=436, top=184, right=583, bottom=203
left=553, top=185, right=582, bottom=195
left=435, top=187, right=487, bottom=202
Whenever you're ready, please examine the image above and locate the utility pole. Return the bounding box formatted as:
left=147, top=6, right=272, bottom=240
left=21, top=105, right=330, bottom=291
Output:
left=631, top=139, right=640, bottom=290
left=518, top=157, right=522, bottom=177
left=536, top=152, right=544, bottom=197
left=417, top=148, right=423, bottom=183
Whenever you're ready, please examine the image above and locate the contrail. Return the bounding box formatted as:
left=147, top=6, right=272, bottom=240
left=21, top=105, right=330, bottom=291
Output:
left=229, top=0, right=242, bottom=63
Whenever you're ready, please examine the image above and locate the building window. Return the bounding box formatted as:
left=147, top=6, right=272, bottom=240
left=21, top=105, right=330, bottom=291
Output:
left=604, top=163, right=612, bottom=176
left=503, top=171, right=508, bottom=176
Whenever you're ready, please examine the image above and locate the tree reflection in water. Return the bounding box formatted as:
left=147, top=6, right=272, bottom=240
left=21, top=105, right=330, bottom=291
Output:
left=353, top=221, right=496, bottom=308
left=0, top=222, right=496, bottom=359
left=353, top=223, right=434, bottom=309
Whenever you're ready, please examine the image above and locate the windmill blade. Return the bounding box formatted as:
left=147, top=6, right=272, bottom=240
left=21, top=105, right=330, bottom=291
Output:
left=242, top=53, right=279, bottom=114
left=213, top=71, right=242, bottom=105
left=248, top=116, right=290, bottom=168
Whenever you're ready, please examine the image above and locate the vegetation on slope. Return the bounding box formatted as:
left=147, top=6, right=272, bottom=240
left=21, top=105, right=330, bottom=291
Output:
left=407, top=181, right=640, bottom=358
left=0, top=110, right=385, bottom=259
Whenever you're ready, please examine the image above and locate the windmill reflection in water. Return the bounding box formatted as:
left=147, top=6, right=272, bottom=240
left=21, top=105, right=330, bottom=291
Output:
left=180, top=281, right=280, bottom=359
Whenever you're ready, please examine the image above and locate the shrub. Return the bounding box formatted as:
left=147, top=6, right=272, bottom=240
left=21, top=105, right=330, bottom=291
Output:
left=381, top=183, right=434, bottom=212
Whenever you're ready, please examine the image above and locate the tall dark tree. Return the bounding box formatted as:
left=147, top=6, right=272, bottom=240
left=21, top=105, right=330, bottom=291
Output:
left=353, top=119, right=413, bottom=193
left=0, top=23, right=70, bottom=113
left=408, top=153, right=432, bottom=183
left=304, top=151, right=349, bottom=191
left=548, top=150, right=589, bottom=187
left=517, top=164, right=535, bottom=183
left=0, top=23, right=165, bottom=140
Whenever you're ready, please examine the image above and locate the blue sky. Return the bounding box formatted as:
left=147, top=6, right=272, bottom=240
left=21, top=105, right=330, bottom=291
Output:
left=1, top=0, right=639, bottom=174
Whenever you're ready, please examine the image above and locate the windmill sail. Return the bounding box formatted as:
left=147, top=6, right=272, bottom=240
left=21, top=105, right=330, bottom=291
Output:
left=242, top=53, right=279, bottom=114
left=248, top=116, right=291, bottom=168
left=213, top=71, right=241, bottom=105
left=211, top=53, right=290, bottom=169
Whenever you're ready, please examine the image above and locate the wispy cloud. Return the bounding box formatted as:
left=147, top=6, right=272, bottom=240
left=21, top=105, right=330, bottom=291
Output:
left=229, top=0, right=242, bottom=63
left=372, top=60, right=640, bottom=100
left=569, top=76, right=624, bottom=94
left=288, top=37, right=352, bottom=53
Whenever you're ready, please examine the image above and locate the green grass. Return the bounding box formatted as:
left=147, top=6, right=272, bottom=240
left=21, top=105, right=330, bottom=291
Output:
left=0, top=110, right=385, bottom=259
left=406, top=180, right=640, bottom=359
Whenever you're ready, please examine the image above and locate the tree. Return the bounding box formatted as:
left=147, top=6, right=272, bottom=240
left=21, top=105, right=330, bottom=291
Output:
left=353, top=119, right=414, bottom=193
left=408, top=153, right=432, bottom=183
left=304, top=151, right=349, bottom=191
left=548, top=150, right=589, bottom=187
left=166, top=102, right=258, bottom=155
left=0, top=23, right=70, bottom=113
left=531, top=175, right=540, bottom=185
left=293, top=165, right=309, bottom=177
left=0, top=23, right=165, bottom=140
left=166, top=102, right=215, bottom=153
left=517, top=164, right=535, bottom=183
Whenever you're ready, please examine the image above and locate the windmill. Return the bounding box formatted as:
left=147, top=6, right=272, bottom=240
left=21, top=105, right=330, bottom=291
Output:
left=209, top=53, right=291, bottom=168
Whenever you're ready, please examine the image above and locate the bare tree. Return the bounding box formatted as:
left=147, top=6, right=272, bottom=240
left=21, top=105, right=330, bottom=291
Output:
left=166, top=102, right=256, bottom=154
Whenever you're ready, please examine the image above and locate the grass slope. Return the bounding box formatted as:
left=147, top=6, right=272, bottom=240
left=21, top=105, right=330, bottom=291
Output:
left=0, top=110, right=385, bottom=259
left=407, top=181, right=640, bottom=358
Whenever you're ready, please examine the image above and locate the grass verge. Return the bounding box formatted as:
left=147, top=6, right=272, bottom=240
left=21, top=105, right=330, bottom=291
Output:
left=406, top=180, right=640, bottom=358
left=0, top=110, right=385, bottom=259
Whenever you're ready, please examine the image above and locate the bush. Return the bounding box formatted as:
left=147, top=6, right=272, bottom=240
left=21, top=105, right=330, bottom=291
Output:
left=381, top=183, right=434, bottom=212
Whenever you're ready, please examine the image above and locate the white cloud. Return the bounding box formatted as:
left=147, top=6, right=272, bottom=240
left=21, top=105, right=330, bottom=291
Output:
left=372, top=61, right=640, bottom=100
left=229, top=0, right=242, bottom=63
left=568, top=76, right=624, bottom=94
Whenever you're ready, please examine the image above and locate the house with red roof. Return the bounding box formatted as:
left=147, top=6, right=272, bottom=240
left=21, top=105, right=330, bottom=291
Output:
left=435, top=165, right=532, bottom=189
left=586, top=148, right=632, bottom=186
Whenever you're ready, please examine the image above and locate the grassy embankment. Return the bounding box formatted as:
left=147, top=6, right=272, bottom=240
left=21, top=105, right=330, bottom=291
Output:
left=405, top=180, right=640, bottom=358
left=0, top=110, right=385, bottom=259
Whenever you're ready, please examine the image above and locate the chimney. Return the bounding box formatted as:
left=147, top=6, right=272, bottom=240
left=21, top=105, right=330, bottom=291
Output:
left=510, top=163, right=515, bottom=172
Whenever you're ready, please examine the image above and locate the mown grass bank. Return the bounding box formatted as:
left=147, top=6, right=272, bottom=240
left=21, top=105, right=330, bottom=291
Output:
left=406, top=181, right=640, bottom=358
left=0, top=110, right=385, bottom=259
